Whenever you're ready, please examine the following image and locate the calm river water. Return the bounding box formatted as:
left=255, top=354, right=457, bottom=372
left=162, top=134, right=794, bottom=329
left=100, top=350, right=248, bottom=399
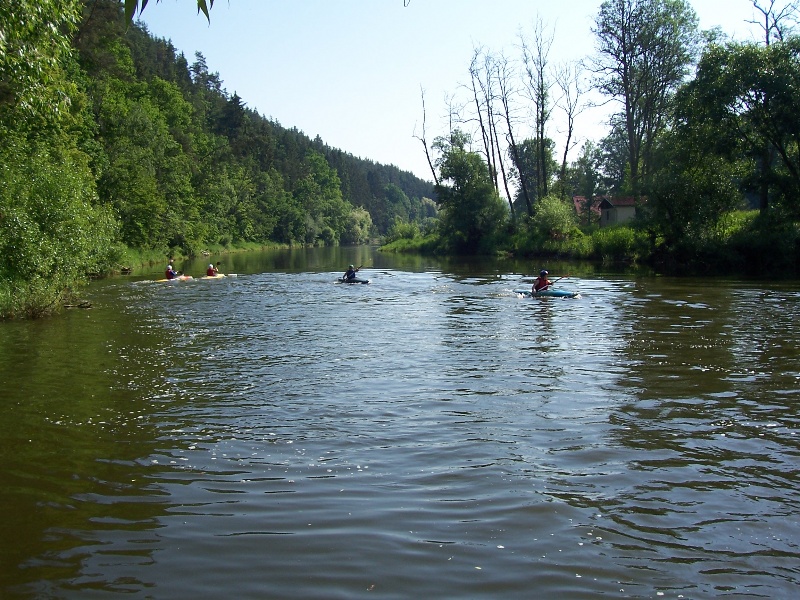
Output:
left=1, top=247, right=798, bottom=599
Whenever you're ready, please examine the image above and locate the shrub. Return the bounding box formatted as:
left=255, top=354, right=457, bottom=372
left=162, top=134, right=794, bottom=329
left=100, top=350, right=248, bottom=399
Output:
left=591, top=226, right=649, bottom=263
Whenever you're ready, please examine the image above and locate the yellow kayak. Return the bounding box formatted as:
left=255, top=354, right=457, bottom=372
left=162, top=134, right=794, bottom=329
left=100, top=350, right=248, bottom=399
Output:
left=155, top=275, right=193, bottom=282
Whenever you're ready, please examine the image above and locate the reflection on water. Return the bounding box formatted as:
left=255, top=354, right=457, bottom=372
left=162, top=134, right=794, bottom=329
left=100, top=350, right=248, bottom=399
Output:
left=1, top=248, right=798, bottom=598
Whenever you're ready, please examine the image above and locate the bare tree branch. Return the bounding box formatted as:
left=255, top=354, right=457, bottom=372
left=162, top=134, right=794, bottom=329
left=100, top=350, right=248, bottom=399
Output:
left=413, top=86, right=440, bottom=186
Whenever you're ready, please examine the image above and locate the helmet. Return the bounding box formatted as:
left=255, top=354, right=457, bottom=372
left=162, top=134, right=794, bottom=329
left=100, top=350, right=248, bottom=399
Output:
left=209, top=264, right=214, bottom=268
left=167, top=265, right=172, bottom=269
left=349, top=264, right=354, bottom=269
left=540, top=270, right=548, bottom=277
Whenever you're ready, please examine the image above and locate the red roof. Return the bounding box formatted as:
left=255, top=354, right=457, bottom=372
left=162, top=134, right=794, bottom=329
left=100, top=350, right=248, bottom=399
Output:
left=572, top=195, right=602, bottom=216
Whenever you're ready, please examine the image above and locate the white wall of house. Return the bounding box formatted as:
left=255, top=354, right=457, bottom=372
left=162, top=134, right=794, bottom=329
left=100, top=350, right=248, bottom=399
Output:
left=600, top=205, right=636, bottom=227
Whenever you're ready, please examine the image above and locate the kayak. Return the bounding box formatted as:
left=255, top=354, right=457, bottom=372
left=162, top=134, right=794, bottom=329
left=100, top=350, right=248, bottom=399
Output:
left=338, top=277, right=370, bottom=284
left=156, top=275, right=193, bottom=282
left=200, top=273, right=230, bottom=280
left=515, top=289, right=580, bottom=298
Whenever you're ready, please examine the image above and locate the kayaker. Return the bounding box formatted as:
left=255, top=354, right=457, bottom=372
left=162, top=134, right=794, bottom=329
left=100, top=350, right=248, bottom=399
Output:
left=165, top=264, right=179, bottom=280
left=533, top=269, right=553, bottom=293
left=206, top=263, right=218, bottom=277
left=343, top=264, right=359, bottom=281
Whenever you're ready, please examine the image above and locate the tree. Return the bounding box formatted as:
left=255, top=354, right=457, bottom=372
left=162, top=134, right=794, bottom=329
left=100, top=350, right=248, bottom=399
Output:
left=433, top=130, right=508, bottom=253
left=748, top=0, right=800, bottom=45
left=1, top=0, right=120, bottom=317
left=592, top=0, right=700, bottom=197
left=494, top=51, right=530, bottom=218
left=680, top=37, right=800, bottom=217
left=511, top=137, right=558, bottom=215
left=520, top=18, right=555, bottom=202
left=599, top=120, right=631, bottom=194
left=553, top=60, right=590, bottom=194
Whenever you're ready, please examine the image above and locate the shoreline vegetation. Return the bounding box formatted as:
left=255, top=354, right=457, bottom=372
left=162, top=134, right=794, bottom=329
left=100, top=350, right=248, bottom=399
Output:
left=381, top=207, right=800, bottom=280
left=383, top=210, right=800, bottom=276
left=3, top=1, right=800, bottom=319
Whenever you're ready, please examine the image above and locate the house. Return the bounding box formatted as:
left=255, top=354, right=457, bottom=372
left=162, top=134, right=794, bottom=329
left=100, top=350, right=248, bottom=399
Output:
left=599, top=196, right=637, bottom=227
left=572, top=195, right=602, bottom=225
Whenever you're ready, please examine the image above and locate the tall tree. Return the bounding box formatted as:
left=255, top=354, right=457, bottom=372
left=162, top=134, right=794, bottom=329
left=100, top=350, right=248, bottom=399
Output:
left=495, top=52, right=531, bottom=218
left=520, top=18, right=555, bottom=201
left=746, top=0, right=799, bottom=211
left=553, top=60, right=590, bottom=195
left=592, top=0, right=700, bottom=197
left=468, top=47, right=500, bottom=192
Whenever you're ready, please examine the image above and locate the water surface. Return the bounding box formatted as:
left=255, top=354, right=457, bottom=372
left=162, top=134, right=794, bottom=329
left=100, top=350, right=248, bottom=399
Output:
left=1, top=248, right=798, bottom=598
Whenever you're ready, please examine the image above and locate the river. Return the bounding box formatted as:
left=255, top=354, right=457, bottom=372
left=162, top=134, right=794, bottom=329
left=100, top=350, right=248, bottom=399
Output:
left=1, top=246, right=798, bottom=599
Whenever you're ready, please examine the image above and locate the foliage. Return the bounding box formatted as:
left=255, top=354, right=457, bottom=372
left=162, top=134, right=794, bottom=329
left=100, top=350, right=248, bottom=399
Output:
left=384, top=218, right=421, bottom=244
left=531, top=194, right=579, bottom=241
left=510, top=137, right=559, bottom=215
left=379, top=233, right=441, bottom=254
left=646, top=127, right=746, bottom=245
left=433, top=130, right=509, bottom=253
left=341, top=207, right=374, bottom=245
left=0, top=0, right=82, bottom=126
left=0, top=129, right=120, bottom=317
left=591, top=226, right=649, bottom=263
left=123, top=0, right=214, bottom=23
left=593, top=0, right=700, bottom=195
left=681, top=37, right=800, bottom=216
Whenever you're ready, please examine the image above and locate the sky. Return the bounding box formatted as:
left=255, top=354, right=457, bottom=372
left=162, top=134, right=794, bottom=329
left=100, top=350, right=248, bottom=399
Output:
left=140, top=0, right=769, bottom=182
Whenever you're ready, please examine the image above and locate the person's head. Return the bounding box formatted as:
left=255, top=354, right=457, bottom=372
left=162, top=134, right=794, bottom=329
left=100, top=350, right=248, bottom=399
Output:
left=167, top=265, right=172, bottom=270
left=209, top=264, right=214, bottom=269
left=540, top=269, right=548, bottom=277
left=349, top=264, right=354, bottom=269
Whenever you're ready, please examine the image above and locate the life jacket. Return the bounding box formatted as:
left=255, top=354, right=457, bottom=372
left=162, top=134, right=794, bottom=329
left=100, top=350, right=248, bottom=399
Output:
left=207, top=267, right=216, bottom=276
left=533, top=277, right=551, bottom=292
left=166, top=269, right=176, bottom=280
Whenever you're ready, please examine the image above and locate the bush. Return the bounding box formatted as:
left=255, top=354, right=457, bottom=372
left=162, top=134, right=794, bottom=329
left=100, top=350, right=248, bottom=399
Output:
left=591, top=226, right=649, bottom=263
left=384, top=218, right=421, bottom=244
left=0, top=130, right=120, bottom=318
left=532, top=195, right=579, bottom=240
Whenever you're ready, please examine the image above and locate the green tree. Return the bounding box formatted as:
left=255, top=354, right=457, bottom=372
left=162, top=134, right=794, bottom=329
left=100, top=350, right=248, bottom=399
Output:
left=531, top=194, right=579, bottom=241
left=1, top=0, right=120, bottom=318
left=681, top=37, right=800, bottom=217
left=434, top=130, right=509, bottom=253
left=341, top=208, right=374, bottom=245
left=592, top=0, right=700, bottom=196
left=647, top=127, right=745, bottom=246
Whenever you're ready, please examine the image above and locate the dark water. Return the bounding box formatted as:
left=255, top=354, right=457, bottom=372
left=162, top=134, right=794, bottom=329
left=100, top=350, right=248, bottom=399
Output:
left=1, top=247, right=798, bottom=599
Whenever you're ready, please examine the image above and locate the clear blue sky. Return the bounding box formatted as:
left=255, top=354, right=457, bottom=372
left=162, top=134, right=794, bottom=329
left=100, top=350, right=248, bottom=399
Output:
left=140, top=0, right=765, bottom=182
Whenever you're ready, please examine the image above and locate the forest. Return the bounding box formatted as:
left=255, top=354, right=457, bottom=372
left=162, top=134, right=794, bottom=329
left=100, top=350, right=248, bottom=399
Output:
left=3, top=0, right=800, bottom=318
left=0, top=0, right=434, bottom=317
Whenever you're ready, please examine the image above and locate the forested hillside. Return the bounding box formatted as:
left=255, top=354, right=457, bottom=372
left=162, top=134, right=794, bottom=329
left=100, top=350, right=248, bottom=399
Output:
left=79, top=0, right=434, bottom=251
